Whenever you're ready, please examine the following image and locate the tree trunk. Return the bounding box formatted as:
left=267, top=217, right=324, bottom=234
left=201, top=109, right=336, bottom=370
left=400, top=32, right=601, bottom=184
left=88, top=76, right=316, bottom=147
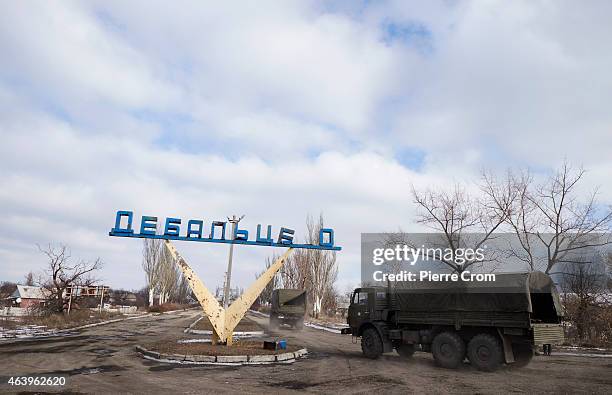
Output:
left=313, top=296, right=322, bottom=319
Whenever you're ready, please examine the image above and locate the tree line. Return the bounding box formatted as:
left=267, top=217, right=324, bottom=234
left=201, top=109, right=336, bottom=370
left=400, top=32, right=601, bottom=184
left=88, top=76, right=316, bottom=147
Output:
left=258, top=214, right=338, bottom=319
left=407, top=160, right=611, bottom=346
left=142, top=239, right=191, bottom=306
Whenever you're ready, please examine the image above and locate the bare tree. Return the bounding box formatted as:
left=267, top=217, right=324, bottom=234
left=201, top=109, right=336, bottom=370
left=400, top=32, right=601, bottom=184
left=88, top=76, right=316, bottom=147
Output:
left=175, top=272, right=191, bottom=304
left=305, top=215, right=338, bottom=318
left=484, top=162, right=612, bottom=273
left=410, top=183, right=512, bottom=273
left=282, top=249, right=309, bottom=290
left=142, top=239, right=162, bottom=306
left=24, top=271, right=34, bottom=286
left=276, top=214, right=338, bottom=318
left=257, top=254, right=281, bottom=305
left=559, top=257, right=609, bottom=345
left=37, top=244, right=102, bottom=314
left=0, top=282, right=17, bottom=306
left=157, top=245, right=180, bottom=305
left=607, top=253, right=612, bottom=292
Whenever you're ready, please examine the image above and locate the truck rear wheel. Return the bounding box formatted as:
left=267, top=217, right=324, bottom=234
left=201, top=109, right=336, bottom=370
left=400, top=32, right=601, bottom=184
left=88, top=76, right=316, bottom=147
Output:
left=432, top=332, right=465, bottom=369
left=361, top=328, right=383, bottom=359
left=511, top=343, right=533, bottom=367
left=396, top=344, right=416, bottom=358
left=467, top=333, right=503, bottom=372
left=295, top=318, right=304, bottom=330
left=269, top=314, right=279, bottom=330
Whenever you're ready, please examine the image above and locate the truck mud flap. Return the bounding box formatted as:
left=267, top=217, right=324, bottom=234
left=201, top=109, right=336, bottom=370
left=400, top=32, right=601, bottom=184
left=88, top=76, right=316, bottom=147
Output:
left=497, top=329, right=515, bottom=364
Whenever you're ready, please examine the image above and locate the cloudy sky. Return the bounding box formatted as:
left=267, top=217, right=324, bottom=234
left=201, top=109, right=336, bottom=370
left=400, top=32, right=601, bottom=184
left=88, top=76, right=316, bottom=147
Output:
left=1, top=1, right=611, bottom=292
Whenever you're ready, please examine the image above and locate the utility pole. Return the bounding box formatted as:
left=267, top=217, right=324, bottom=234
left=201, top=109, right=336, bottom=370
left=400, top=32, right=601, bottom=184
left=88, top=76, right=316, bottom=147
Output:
left=99, top=286, right=106, bottom=314
left=223, top=215, right=244, bottom=309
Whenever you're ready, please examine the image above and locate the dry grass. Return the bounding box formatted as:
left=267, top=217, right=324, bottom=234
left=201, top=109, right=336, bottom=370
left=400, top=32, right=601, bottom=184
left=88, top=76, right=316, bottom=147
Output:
left=21, top=310, right=123, bottom=330
left=145, top=339, right=299, bottom=356
left=0, top=317, right=18, bottom=330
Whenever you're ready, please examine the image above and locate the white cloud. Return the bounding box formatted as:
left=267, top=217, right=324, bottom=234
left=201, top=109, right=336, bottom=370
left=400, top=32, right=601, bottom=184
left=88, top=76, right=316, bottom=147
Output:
left=0, top=0, right=610, bottom=291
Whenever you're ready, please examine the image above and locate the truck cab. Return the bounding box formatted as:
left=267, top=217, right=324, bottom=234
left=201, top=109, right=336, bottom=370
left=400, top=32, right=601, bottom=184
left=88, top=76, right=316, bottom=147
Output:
left=348, top=287, right=387, bottom=333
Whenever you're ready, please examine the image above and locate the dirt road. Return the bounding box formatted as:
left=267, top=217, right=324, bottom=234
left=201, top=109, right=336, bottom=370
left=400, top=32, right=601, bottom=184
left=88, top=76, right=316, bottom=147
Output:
left=0, top=310, right=610, bottom=394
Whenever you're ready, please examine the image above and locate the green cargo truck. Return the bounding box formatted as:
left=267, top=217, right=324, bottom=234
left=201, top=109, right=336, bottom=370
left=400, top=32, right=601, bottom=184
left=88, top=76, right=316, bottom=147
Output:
left=269, top=289, right=306, bottom=330
left=345, top=271, right=564, bottom=371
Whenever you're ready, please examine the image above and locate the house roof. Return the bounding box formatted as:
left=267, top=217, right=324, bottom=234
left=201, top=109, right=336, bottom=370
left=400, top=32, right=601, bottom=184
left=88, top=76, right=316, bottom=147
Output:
left=11, top=285, right=50, bottom=300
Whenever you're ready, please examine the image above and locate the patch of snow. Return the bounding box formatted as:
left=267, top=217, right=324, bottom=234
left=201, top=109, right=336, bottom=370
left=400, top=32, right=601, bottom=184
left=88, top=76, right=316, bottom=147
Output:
left=551, top=352, right=612, bottom=358
left=304, top=322, right=342, bottom=334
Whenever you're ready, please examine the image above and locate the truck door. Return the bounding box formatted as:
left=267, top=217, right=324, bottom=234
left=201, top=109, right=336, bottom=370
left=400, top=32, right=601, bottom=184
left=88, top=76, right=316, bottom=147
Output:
left=348, top=289, right=371, bottom=329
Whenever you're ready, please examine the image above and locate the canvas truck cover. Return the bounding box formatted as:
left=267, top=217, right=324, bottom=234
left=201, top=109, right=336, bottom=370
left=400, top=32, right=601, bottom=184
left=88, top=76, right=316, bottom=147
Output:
left=391, top=272, right=563, bottom=317
left=272, top=289, right=307, bottom=314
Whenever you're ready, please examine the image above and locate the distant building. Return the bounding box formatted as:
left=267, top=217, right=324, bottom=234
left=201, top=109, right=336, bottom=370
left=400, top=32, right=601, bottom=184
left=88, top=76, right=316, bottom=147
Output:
left=10, top=285, right=50, bottom=308
left=108, top=290, right=138, bottom=306
left=64, top=285, right=108, bottom=298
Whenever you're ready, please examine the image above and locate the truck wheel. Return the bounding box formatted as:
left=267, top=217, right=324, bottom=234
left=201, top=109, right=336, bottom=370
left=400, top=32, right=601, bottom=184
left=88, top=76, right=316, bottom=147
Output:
left=396, top=344, right=416, bottom=358
left=467, top=334, right=503, bottom=372
left=361, top=328, right=383, bottom=359
left=269, top=315, right=279, bottom=330
left=432, top=332, right=465, bottom=369
left=295, top=318, right=304, bottom=330
left=511, top=343, right=533, bottom=367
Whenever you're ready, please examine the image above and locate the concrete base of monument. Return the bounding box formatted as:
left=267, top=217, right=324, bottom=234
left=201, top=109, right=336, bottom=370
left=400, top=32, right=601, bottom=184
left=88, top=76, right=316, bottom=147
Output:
left=135, top=342, right=308, bottom=365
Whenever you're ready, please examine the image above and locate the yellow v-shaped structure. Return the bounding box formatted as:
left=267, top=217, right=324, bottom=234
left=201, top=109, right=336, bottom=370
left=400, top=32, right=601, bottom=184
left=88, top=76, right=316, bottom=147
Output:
left=164, top=240, right=292, bottom=345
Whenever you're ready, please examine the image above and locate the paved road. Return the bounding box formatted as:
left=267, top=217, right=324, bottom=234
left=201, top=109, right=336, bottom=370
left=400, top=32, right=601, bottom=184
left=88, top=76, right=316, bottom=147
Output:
left=0, top=310, right=610, bottom=394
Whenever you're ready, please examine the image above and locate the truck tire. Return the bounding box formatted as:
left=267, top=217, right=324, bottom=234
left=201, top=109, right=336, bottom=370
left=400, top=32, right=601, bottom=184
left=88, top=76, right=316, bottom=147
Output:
left=432, top=332, right=465, bottom=369
left=361, top=328, right=384, bottom=359
left=396, top=344, right=416, bottom=358
left=511, top=343, right=533, bottom=367
left=269, top=314, right=279, bottom=330
left=467, top=333, right=503, bottom=372
left=295, top=318, right=304, bottom=330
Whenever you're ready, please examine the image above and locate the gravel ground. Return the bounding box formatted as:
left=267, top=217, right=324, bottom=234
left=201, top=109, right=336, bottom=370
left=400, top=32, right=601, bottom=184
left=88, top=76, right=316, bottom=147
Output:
left=0, top=310, right=610, bottom=394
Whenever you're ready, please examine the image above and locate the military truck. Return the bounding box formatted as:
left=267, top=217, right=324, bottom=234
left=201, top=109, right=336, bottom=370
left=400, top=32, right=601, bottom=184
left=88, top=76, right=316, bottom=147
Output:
left=269, top=289, right=306, bottom=330
left=345, top=272, right=564, bottom=371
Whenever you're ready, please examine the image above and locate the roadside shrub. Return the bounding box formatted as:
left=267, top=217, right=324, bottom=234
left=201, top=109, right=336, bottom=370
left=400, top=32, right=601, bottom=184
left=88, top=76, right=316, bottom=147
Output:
left=562, top=296, right=612, bottom=348
left=148, top=303, right=185, bottom=313
left=16, top=309, right=120, bottom=330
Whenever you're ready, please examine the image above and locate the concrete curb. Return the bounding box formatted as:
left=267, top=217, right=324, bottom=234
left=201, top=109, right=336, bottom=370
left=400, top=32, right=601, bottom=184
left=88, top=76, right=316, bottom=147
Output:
left=135, top=345, right=308, bottom=365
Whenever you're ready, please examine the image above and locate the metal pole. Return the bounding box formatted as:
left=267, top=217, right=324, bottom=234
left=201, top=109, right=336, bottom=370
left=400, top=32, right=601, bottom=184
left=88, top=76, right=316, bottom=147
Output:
left=223, top=215, right=244, bottom=310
